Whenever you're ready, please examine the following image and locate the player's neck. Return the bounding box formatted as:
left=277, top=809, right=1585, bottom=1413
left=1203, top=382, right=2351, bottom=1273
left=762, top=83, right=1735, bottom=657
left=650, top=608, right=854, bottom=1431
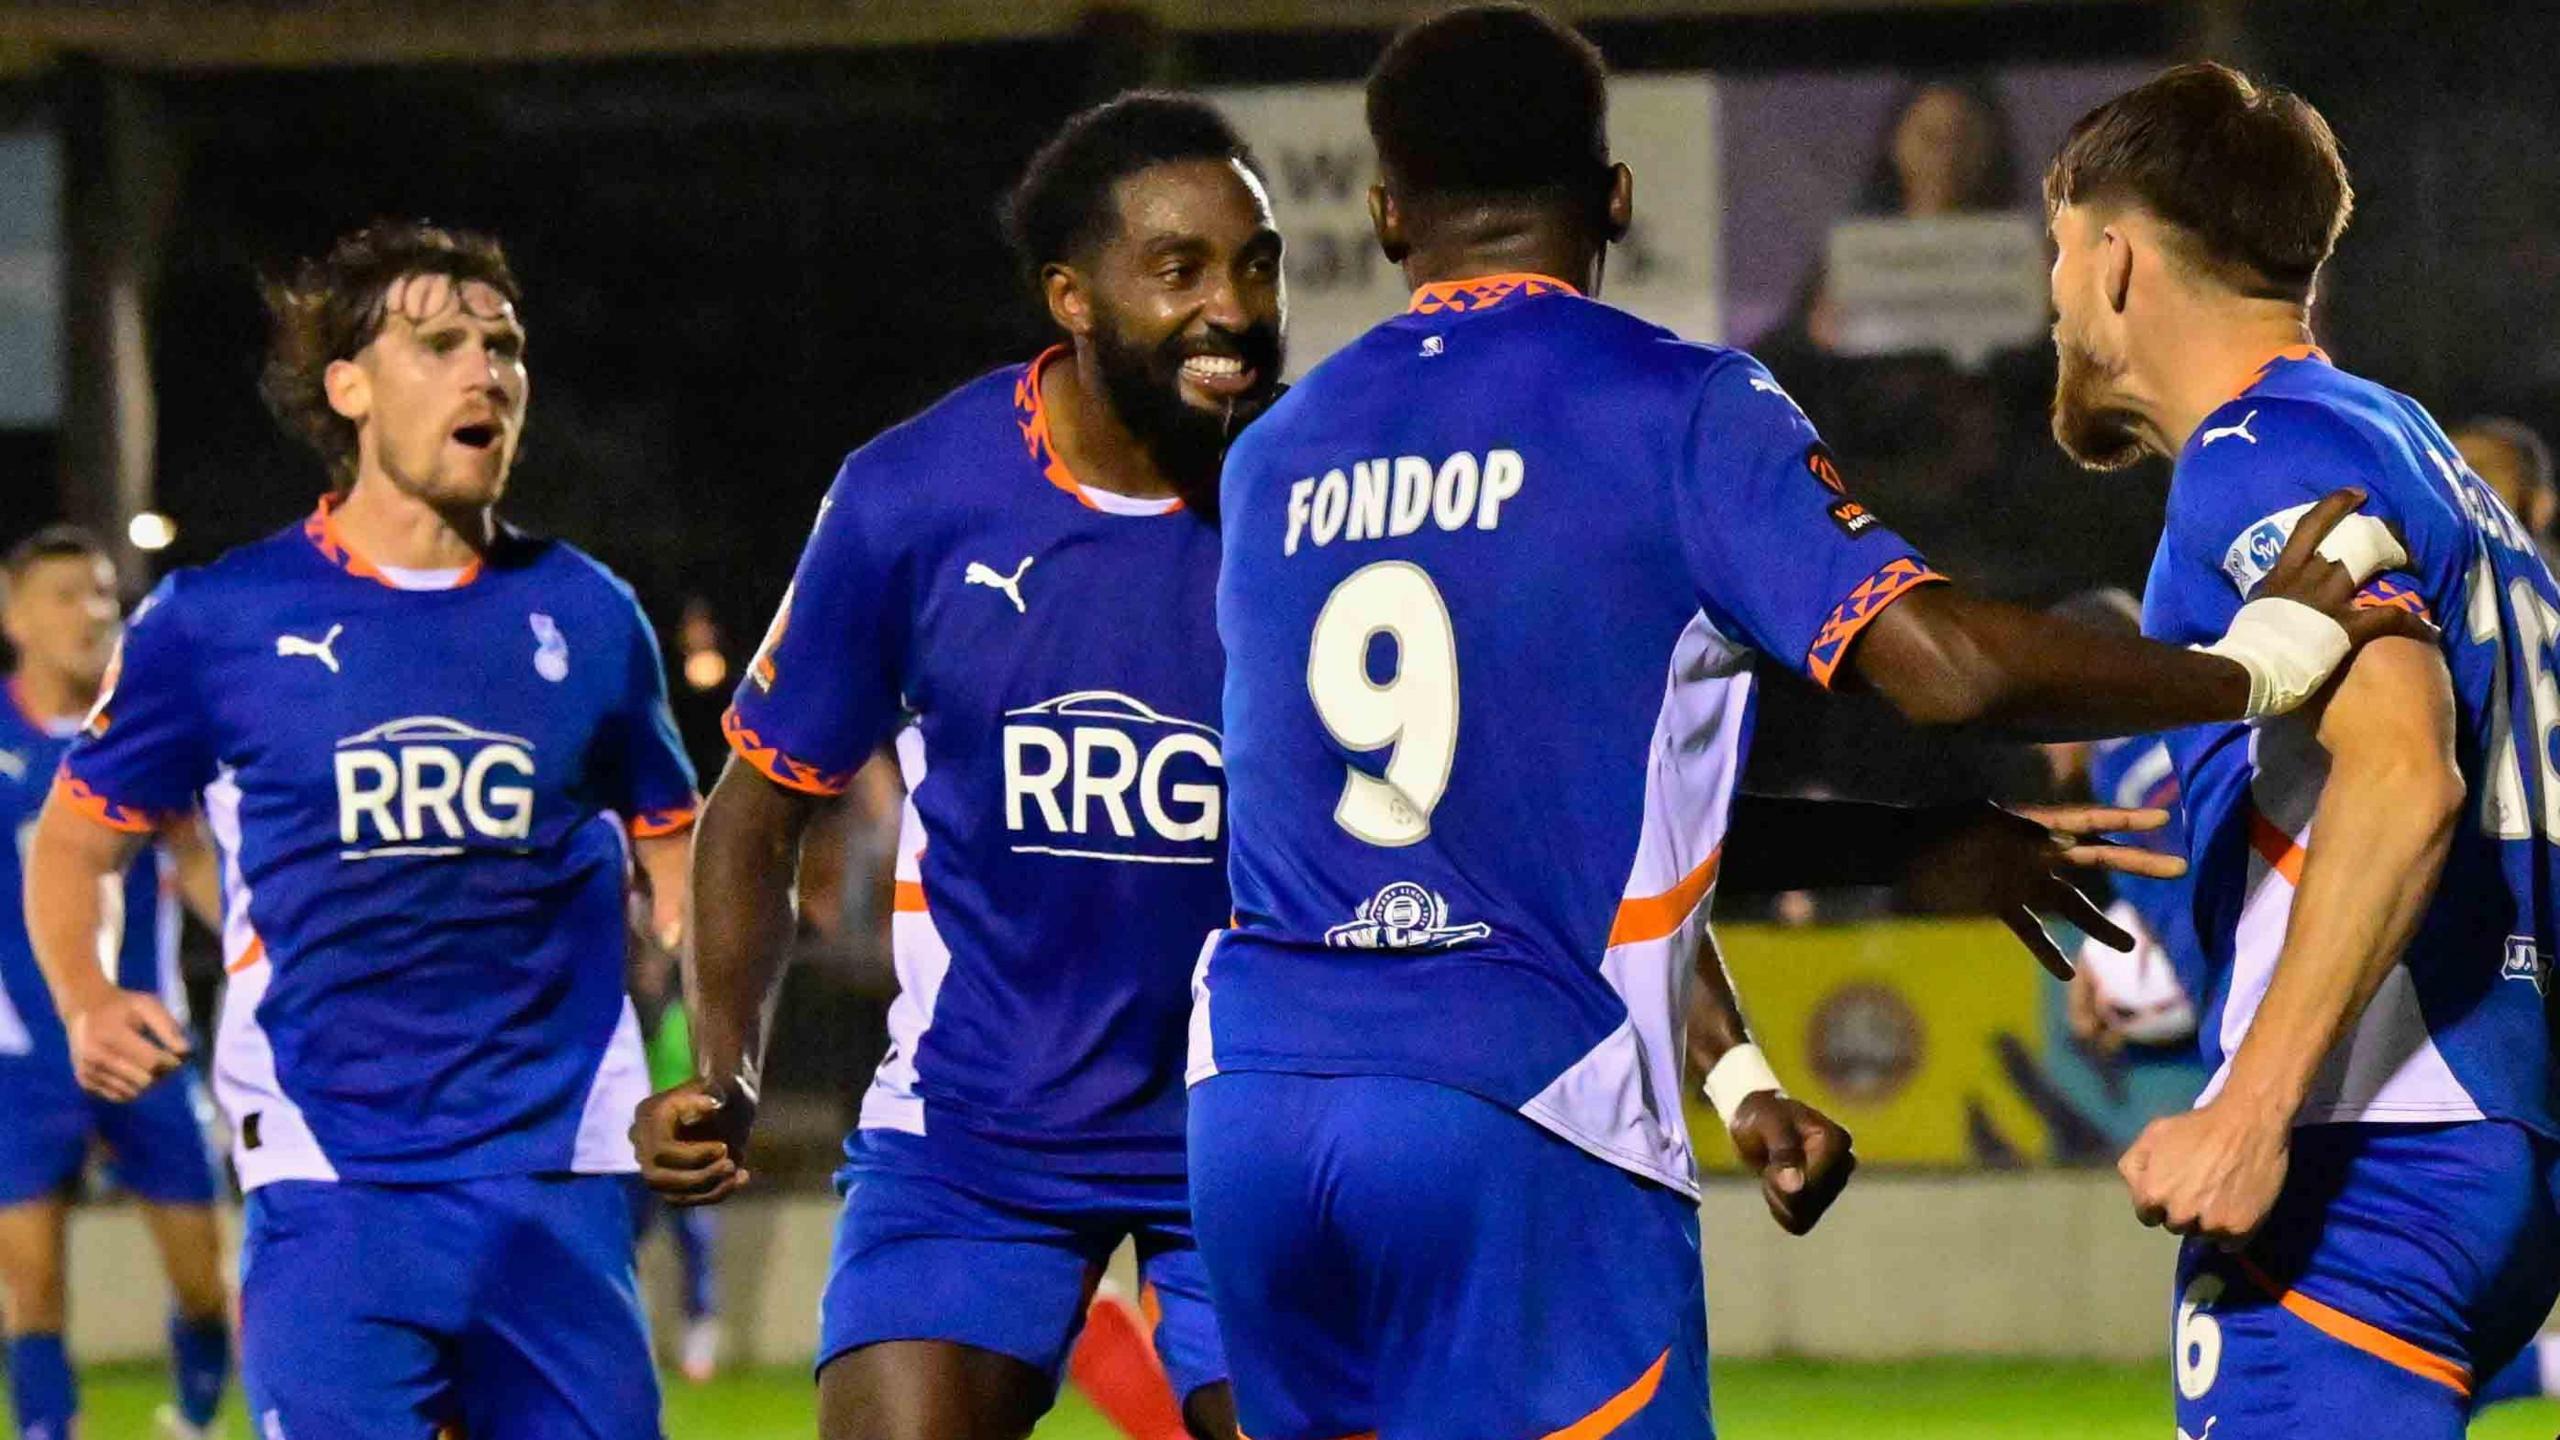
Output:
left=334, top=471, right=495, bottom=572
left=9, top=666, right=94, bottom=727
left=1397, top=213, right=1602, bottom=298
left=2145, top=306, right=2316, bottom=456
left=1047, top=349, right=1183, bottom=502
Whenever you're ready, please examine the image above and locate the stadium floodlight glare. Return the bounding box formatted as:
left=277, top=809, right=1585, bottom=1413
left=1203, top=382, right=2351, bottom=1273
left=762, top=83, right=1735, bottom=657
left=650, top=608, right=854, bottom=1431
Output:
left=128, top=511, right=178, bottom=551
left=683, top=648, right=728, bottom=692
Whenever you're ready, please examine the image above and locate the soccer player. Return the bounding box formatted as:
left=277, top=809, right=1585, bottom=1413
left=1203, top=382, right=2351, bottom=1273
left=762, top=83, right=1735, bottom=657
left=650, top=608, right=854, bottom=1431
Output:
left=1193, top=11, right=2415, bottom=1438
left=1, top=527, right=230, bottom=1440
left=24, top=221, right=697, bottom=1438
left=2045, top=64, right=2560, bottom=1438
left=629, top=94, right=1283, bottom=1440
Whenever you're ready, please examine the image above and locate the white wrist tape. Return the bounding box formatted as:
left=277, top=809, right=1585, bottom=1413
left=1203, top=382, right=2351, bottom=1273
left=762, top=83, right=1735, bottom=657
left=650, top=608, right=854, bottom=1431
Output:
left=2193, top=597, right=2348, bottom=719
left=2314, top=514, right=2408, bottom=586
left=1703, top=1043, right=1785, bottom=1122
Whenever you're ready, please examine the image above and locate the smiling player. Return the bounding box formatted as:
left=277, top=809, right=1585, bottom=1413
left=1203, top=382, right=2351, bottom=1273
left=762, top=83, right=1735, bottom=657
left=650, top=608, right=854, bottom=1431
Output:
left=631, top=94, right=1283, bottom=1440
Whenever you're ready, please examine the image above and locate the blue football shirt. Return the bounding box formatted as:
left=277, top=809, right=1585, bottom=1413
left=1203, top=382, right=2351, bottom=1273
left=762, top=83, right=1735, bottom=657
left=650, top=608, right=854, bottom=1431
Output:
left=1199, top=275, right=1946, bottom=1194
left=2141, top=348, right=2559, bottom=1134
left=726, top=348, right=1230, bottom=1182
left=59, top=499, right=698, bottom=1187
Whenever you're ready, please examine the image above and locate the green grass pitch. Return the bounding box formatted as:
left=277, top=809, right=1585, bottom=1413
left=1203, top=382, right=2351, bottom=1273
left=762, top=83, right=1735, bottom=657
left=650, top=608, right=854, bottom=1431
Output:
left=28, top=1359, right=2560, bottom=1436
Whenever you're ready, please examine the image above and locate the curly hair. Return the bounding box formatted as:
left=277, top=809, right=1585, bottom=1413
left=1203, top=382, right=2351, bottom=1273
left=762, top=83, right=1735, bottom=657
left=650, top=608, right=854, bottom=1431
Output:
left=1000, top=92, right=1256, bottom=286
left=260, top=220, right=520, bottom=486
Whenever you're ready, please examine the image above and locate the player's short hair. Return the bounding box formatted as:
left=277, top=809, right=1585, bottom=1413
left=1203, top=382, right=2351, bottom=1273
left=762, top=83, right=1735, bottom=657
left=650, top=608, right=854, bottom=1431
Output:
left=2044, top=62, right=2351, bottom=304
left=260, top=219, right=520, bottom=487
left=1365, top=4, right=1611, bottom=216
left=1001, top=92, right=1257, bottom=282
left=2457, top=416, right=2556, bottom=493
left=2, top=524, right=110, bottom=590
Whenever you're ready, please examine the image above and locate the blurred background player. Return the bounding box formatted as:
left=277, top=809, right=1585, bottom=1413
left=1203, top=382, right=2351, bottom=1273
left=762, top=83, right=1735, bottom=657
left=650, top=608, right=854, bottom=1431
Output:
left=2046, top=63, right=2560, bottom=1438
left=627, top=897, right=724, bottom=1385
left=23, top=221, right=698, bottom=1438
left=633, top=93, right=1282, bottom=1440
left=2450, top=416, right=2558, bottom=568
left=0, top=528, right=229, bottom=1440
left=1195, top=8, right=2411, bottom=1439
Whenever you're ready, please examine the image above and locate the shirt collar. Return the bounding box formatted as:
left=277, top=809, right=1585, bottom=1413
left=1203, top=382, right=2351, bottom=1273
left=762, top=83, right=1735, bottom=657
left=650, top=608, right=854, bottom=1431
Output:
left=1012, top=347, right=1186, bottom=518
left=1406, top=272, right=1582, bottom=316
left=303, top=493, right=483, bottom=590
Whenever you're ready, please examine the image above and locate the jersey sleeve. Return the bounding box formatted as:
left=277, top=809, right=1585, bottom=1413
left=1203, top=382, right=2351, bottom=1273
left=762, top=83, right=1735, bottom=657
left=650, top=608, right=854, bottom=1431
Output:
left=1672, top=354, right=1946, bottom=687
left=55, top=575, right=213, bottom=831
left=607, top=588, right=700, bottom=838
left=721, top=456, right=908, bottom=796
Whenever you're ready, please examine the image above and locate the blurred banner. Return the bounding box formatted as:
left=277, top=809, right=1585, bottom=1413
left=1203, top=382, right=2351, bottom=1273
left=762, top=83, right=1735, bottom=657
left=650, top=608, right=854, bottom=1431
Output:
left=1826, top=213, right=2048, bottom=370
left=1691, top=919, right=2204, bottom=1171
left=1209, top=76, right=1720, bottom=374
left=0, top=131, right=60, bottom=427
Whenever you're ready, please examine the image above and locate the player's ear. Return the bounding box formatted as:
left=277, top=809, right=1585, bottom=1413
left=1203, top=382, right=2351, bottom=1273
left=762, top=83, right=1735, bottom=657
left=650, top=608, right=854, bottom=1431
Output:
left=1368, top=183, right=1409, bottom=265
left=2103, top=224, right=2133, bottom=316
left=1602, top=162, right=1633, bottom=244
left=323, top=357, right=370, bottom=425
left=1041, top=262, right=1093, bottom=340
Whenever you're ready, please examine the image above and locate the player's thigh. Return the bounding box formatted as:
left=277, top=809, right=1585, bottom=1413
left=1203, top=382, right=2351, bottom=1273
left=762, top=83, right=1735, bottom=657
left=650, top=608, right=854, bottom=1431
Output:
left=1185, top=1072, right=1375, bottom=1440
left=136, top=1199, right=229, bottom=1320
left=239, top=1181, right=460, bottom=1434
left=0, top=1098, right=87, bottom=1223
left=1133, top=1221, right=1231, bottom=1422
left=2171, top=1242, right=2469, bottom=1440
left=1325, top=1079, right=1706, bottom=1440
left=457, top=1174, right=660, bottom=1440
left=0, top=1196, right=69, bottom=1332
left=817, top=1165, right=1098, bottom=1411
left=818, top=1339, right=1054, bottom=1440
left=93, top=1073, right=220, bottom=1209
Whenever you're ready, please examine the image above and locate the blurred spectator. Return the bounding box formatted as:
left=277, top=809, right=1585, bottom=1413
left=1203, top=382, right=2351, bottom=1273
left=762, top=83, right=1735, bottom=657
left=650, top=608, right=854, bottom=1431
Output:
left=1761, top=75, right=2024, bottom=361
left=1853, top=76, right=2021, bottom=220
left=2451, top=416, right=2558, bottom=566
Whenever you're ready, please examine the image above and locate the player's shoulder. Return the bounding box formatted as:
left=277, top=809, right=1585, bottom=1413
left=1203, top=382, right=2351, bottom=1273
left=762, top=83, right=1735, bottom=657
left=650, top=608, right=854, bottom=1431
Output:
left=833, top=360, right=1030, bottom=498
left=510, top=534, right=649, bottom=620
left=141, top=515, right=326, bottom=629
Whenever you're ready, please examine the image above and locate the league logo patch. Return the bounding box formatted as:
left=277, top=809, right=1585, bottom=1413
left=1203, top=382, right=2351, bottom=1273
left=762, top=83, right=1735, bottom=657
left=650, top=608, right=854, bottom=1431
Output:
left=2220, top=501, right=2315, bottom=594
left=1324, top=881, right=1491, bottom=950
left=1804, top=442, right=1846, bottom=496
left=1829, top=499, right=1879, bottom=538
left=2504, top=935, right=2546, bottom=995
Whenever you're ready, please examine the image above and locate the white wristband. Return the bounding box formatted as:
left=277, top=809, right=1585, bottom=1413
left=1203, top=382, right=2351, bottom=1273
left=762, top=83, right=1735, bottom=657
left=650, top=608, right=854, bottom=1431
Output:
left=2193, top=596, right=2349, bottom=719
left=2314, top=514, right=2408, bottom=586
left=1703, top=1043, right=1785, bottom=1122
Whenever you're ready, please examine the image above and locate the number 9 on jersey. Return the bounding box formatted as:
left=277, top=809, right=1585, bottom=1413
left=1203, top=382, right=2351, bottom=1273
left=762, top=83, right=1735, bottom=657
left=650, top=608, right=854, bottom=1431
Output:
left=1307, top=561, right=1459, bottom=847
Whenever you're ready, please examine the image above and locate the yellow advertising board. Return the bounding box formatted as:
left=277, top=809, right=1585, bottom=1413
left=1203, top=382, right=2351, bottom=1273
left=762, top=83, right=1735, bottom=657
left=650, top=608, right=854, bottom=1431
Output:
left=1690, top=919, right=2055, bottom=1170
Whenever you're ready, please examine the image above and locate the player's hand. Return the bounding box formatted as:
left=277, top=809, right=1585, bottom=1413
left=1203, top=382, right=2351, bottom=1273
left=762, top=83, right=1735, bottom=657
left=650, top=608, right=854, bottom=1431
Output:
left=2249, top=487, right=2436, bottom=650
left=2065, top=967, right=2127, bottom=1059
left=632, top=1078, right=753, bottom=1206
left=2117, top=1098, right=2290, bottom=1245
left=1901, top=802, right=2183, bottom=981
left=66, top=990, right=190, bottom=1102
left=1726, top=1092, right=1856, bottom=1236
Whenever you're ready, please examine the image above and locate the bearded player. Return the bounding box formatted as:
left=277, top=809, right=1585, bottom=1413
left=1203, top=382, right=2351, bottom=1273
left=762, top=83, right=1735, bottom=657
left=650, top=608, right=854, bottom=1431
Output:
left=2045, top=64, right=2560, bottom=1437
left=1193, top=11, right=2418, bottom=1438
left=630, top=94, right=1281, bottom=1440
left=26, top=221, right=696, bottom=1437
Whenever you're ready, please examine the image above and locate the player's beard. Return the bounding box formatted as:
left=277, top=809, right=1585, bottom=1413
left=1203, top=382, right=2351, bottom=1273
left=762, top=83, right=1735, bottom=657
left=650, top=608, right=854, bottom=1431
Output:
left=2050, top=333, right=2148, bottom=472
left=1091, top=317, right=1284, bottom=525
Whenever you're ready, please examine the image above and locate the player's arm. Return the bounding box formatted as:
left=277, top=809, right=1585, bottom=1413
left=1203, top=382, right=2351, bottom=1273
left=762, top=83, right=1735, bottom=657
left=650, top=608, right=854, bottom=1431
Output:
left=1843, top=488, right=2425, bottom=737
left=1723, top=795, right=2183, bottom=977
left=25, top=796, right=191, bottom=1101
left=1686, top=929, right=1854, bottom=1234
left=2117, top=636, right=2462, bottom=1243
left=159, top=811, right=223, bottom=933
